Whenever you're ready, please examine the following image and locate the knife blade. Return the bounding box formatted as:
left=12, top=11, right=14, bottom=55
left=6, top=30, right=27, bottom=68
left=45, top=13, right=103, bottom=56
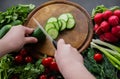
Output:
left=32, top=17, right=57, bottom=49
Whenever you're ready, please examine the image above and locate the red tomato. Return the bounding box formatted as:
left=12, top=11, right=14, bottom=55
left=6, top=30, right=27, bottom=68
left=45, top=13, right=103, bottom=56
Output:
left=11, top=75, right=19, bottom=79
left=49, top=76, right=56, bottom=79
left=94, top=53, right=103, bottom=62
left=50, top=61, right=59, bottom=71
left=42, top=57, right=53, bottom=67
left=19, top=48, right=27, bottom=56
left=15, top=55, right=23, bottom=63
left=25, top=56, right=33, bottom=63
left=39, top=75, right=47, bottom=79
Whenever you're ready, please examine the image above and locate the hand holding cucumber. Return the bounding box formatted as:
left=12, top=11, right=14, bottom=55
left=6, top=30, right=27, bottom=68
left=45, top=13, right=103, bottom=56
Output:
left=0, top=25, right=38, bottom=55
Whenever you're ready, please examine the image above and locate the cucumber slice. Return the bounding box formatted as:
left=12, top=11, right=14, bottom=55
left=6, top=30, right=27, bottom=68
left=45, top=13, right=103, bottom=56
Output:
left=47, top=28, right=59, bottom=39
left=45, top=23, right=56, bottom=32
left=67, top=18, right=75, bottom=29
left=47, top=17, right=57, bottom=23
left=60, top=19, right=67, bottom=31
left=58, top=13, right=68, bottom=22
left=66, top=13, right=74, bottom=18
left=58, top=20, right=62, bottom=29
left=53, top=22, right=60, bottom=31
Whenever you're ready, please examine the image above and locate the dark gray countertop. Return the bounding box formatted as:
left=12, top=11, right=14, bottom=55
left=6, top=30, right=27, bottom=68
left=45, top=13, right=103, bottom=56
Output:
left=0, top=0, right=120, bottom=15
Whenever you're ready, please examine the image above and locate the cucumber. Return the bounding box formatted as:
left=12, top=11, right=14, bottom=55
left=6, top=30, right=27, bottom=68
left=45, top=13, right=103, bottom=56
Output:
left=0, top=25, right=12, bottom=39
left=66, top=13, right=74, bottom=18
left=58, top=20, right=62, bottom=29
left=47, top=17, right=57, bottom=23
left=53, top=22, right=60, bottom=31
left=44, top=23, right=56, bottom=32
left=67, top=18, right=75, bottom=29
left=47, top=28, right=58, bottom=39
left=32, top=27, right=46, bottom=42
left=58, top=13, right=68, bottom=22
left=59, top=19, right=66, bottom=31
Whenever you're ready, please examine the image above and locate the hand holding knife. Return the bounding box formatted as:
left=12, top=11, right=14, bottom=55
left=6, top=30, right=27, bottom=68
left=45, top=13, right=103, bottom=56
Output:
left=32, top=17, right=57, bottom=49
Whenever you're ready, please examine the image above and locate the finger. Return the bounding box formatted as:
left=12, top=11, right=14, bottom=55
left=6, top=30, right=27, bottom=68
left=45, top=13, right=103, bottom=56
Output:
left=25, top=37, right=38, bottom=44
left=24, top=27, right=34, bottom=35
left=57, top=39, right=65, bottom=48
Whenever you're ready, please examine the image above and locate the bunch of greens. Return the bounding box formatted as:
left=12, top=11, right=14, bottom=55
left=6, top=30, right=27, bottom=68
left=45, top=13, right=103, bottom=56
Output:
left=0, top=54, right=45, bottom=79
left=82, top=48, right=118, bottom=79
left=91, top=5, right=120, bottom=19
left=0, top=4, right=35, bottom=39
left=0, top=4, right=35, bottom=27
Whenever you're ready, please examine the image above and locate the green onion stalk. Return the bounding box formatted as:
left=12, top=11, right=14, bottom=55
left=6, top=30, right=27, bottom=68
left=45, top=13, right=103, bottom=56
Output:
left=91, top=39, right=120, bottom=70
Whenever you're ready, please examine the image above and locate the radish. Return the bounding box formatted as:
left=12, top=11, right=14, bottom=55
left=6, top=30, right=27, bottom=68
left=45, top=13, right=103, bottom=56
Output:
left=100, top=32, right=119, bottom=42
left=94, top=24, right=99, bottom=31
left=95, top=26, right=103, bottom=35
left=103, top=10, right=113, bottom=20
left=108, top=15, right=119, bottom=26
left=111, top=25, right=120, bottom=39
left=94, top=13, right=103, bottom=24
left=114, top=10, right=120, bottom=18
left=100, top=21, right=110, bottom=32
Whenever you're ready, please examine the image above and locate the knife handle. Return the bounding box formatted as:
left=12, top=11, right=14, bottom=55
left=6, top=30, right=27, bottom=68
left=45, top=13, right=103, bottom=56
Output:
left=52, top=40, right=57, bottom=49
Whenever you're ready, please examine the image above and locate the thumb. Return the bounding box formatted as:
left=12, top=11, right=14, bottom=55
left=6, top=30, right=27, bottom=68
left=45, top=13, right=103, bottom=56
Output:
left=25, top=37, right=38, bottom=44
left=57, top=39, right=65, bottom=48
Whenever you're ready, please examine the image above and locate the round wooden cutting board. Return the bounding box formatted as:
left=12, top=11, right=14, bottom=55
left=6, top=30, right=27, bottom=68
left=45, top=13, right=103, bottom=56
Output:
left=24, top=0, right=93, bottom=56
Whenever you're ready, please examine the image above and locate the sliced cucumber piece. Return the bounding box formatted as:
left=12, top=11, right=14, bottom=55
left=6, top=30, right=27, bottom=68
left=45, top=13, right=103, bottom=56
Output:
left=66, top=13, right=74, bottom=18
left=67, top=18, right=75, bottom=29
left=60, top=19, right=67, bottom=31
left=58, top=13, right=68, bottom=22
left=45, top=23, right=56, bottom=32
left=47, top=28, right=59, bottom=39
left=53, top=22, right=60, bottom=31
left=58, top=20, right=62, bottom=29
left=47, top=17, right=57, bottom=23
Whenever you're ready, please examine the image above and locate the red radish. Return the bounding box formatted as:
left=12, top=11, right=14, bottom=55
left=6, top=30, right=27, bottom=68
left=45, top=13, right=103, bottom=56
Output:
left=94, top=24, right=99, bottom=31
left=114, top=9, right=120, bottom=18
left=100, top=34, right=106, bottom=41
left=100, top=21, right=110, bottom=32
left=103, top=10, right=113, bottom=20
left=108, top=15, right=119, bottom=26
left=100, top=32, right=119, bottom=42
left=94, top=13, right=103, bottom=24
left=111, top=25, right=120, bottom=38
left=94, top=25, right=103, bottom=35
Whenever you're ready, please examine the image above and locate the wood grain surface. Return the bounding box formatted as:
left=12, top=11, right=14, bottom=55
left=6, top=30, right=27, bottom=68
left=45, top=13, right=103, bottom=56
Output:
left=24, top=0, right=93, bottom=56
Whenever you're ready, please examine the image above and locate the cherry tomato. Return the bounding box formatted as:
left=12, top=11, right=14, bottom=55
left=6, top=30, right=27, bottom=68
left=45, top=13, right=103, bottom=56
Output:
left=94, top=53, right=103, bottom=62
left=50, top=61, right=59, bottom=72
left=11, top=75, right=19, bottom=79
left=49, top=76, right=56, bottom=79
left=25, top=56, right=33, bottom=63
left=39, top=75, right=47, bottom=79
left=15, top=55, right=23, bottom=63
left=19, top=48, right=27, bottom=56
left=42, top=57, right=53, bottom=67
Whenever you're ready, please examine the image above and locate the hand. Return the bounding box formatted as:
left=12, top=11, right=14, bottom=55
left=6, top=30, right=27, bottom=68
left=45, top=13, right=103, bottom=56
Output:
left=1, top=25, right=38, bottom=52
left=54, top=39, right=83, bottom=65
left=54, top=39, right=96, bottom=79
